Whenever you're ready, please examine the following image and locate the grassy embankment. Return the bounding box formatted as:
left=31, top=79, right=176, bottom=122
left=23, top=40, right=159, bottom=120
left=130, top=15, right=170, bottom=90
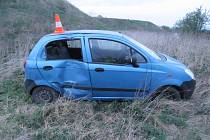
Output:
left=0, top=31, right=210, bottom=140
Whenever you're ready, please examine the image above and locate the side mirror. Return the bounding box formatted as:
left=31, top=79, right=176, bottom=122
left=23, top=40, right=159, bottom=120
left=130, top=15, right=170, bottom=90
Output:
left=131, top=56, right=139, bottom=68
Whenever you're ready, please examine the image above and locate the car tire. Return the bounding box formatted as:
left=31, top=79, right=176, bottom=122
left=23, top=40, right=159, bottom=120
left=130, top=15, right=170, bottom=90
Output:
left=156, top=86, right=181, bottom=101
left=32, top=86, right=59, bottom=104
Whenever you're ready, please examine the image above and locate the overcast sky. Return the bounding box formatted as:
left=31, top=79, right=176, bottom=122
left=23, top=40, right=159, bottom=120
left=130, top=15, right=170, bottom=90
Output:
left=68, top=0, right=210, bottom=27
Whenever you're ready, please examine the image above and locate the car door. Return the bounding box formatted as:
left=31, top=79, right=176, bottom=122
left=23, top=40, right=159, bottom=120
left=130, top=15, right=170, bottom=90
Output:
left=36, top=36, right=92, bottom=99
left=85, top=36, right=150, bottom=99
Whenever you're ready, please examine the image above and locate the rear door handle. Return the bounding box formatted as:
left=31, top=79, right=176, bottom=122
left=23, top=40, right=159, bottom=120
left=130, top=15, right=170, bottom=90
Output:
left=43, top=66, right=53, bottom=71
left=95, top=68, right=104, bottom=72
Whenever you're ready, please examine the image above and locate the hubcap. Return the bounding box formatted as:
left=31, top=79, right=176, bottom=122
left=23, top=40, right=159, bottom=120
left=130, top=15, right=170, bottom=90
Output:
left=39, top=89, right=52, bottom=102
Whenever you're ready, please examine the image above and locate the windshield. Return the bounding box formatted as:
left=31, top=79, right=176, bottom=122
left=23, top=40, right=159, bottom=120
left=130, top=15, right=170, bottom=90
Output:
left=124, top=35, right=161, bottom=60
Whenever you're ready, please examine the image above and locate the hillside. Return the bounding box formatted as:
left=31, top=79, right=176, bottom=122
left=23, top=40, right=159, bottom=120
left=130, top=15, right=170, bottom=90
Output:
left=0, top=0, right=160, bottom=47
left=0, top=0, right=100, bottom=43
left=0, top=0, right=160, bottom=66
left=97, top=17, right=159, bottom=31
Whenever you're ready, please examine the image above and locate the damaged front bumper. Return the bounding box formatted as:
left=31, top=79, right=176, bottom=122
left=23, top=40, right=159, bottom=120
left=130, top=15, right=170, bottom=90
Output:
left=180, top=79, right=196, bottom=99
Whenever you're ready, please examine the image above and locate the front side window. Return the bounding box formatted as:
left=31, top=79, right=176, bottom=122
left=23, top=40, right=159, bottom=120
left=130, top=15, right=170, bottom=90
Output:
left=45, top=39, right=83, bottom=61
left=89, top=39, right=146, bottom=64
left=124, top=35, right=161, bottom=60
left=131, top=49, right=146, bottom=63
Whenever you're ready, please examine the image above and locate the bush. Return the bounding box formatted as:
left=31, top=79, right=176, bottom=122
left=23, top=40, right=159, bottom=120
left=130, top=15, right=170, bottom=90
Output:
left=174, top=7, right=209, bottom=33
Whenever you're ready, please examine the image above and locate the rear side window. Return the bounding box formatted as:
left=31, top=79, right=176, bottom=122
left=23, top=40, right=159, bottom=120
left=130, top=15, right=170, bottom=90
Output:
left=45, top=39, right=83, bottom=61
left=89, top=39, right=146, bottom=64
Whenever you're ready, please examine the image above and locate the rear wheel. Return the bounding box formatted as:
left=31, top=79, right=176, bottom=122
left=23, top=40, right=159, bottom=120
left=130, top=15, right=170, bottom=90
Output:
left=32, top=86, right=59, bottom=104
left=156, top=86, right=181, bottom=101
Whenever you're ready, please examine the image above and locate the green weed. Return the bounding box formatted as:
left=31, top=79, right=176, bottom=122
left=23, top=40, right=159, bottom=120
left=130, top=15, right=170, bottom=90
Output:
left=142, top=123, right=166, bottom=140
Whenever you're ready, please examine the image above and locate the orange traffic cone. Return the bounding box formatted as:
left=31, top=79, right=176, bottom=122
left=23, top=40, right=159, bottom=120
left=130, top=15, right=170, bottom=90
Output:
left=54, top=14, right=64, bottom=34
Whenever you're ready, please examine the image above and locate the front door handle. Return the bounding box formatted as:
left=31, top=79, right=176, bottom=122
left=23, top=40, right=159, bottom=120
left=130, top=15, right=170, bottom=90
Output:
left=43, top=66, right=53, bottom=71
left=95, top=68, right=104, bottom=72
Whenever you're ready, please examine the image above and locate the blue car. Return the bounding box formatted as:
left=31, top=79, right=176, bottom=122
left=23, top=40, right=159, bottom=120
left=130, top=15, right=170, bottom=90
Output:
left=24, top=30, right=196, bottom=103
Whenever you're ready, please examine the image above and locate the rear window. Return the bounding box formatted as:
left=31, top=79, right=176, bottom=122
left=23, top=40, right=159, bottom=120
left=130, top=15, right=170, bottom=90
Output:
left=45, top=39, right=83, bottom=61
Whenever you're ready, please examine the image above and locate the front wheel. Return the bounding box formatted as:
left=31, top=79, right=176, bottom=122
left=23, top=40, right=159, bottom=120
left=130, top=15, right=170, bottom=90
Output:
left=156, top=86, right=181, bottom=101
left=32, top=86, right=59, bottom=104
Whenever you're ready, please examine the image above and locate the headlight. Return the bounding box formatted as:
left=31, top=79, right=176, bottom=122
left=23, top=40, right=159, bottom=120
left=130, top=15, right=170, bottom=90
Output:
left=185, top=69, right=195, bottom=79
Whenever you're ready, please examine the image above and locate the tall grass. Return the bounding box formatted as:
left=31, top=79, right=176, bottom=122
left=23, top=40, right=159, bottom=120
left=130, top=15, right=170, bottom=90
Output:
left=0, top=31, right=210, bottom=139
left=122, top=31, right=210, bottom=77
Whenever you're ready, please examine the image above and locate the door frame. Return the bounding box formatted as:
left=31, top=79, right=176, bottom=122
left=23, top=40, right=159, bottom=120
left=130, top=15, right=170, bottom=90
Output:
left=36, top=35, right=93, bottom=98
left=84, top=35, right=152, bottom=99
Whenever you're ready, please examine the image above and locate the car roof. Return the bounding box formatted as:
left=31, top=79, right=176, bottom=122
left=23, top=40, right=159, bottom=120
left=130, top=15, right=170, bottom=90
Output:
left=46, top=30, right=122, bottom=37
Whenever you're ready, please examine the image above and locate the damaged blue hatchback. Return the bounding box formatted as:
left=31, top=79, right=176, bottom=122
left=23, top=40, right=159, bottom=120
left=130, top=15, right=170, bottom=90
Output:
left=24, top=30, right=196, bottom=103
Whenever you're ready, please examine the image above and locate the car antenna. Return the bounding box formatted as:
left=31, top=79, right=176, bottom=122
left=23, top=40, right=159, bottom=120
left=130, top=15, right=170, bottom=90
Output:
left=54, top=14, right=65, bottom=34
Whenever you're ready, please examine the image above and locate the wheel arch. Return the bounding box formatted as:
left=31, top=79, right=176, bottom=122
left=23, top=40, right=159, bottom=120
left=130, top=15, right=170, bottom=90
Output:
left=149, top=84, right=183, bottom=99
left=30, top=85, right=62, bottom=96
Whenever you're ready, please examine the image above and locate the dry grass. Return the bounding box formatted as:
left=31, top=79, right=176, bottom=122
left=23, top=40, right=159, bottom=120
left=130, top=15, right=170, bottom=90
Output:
left=0, top=31, right=210, bottom=140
